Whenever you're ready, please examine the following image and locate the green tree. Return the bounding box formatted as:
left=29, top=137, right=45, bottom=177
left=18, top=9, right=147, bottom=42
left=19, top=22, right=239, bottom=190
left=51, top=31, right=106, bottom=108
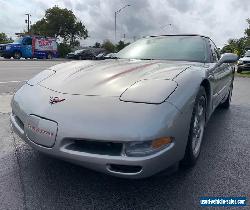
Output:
left=102, top=40, right=115, bottom=53
left=221, top=19, right=250, bottom=56
left=115, top=40, right=130, bottom=52
left=93, top=42, right=101, bottom=48
left=245, top=19, right=250, bottom=37
left=221, top=37, right=249, bottom=56
left=30, top=6, right=88, bottom=47
left=245, top=19, right=250, bottom=50
left=0, top=32, right=13, bottom=44
left=57, top=43, right=72, bottom=58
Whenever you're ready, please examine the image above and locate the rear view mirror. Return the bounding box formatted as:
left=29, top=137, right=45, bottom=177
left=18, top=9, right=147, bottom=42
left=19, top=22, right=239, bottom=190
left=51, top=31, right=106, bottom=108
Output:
left=218, top=53, right=238, bottom=65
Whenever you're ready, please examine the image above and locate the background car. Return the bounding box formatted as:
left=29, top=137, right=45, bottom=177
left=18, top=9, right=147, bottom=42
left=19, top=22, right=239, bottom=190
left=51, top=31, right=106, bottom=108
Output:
left=67, top=48, right=107, bottom=60
left=104, top=53, right=117, bottom=59
left=237, top=50, right=250, bottom=73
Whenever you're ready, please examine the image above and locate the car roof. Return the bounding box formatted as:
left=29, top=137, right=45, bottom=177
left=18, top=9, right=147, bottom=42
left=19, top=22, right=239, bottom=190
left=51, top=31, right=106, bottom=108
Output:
left=148, top=34, right=210, bottom=39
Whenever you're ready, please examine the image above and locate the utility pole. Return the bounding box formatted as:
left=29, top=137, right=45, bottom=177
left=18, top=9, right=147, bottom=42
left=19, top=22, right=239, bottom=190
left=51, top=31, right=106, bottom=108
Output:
left=114, top=4, right=131, bottom=42
left=25, top=14, right=31, bottom=33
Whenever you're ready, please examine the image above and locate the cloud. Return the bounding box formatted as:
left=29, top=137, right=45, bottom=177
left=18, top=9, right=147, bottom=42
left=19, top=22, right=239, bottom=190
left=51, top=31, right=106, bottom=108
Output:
left=0, top=0, right=249, bottom=47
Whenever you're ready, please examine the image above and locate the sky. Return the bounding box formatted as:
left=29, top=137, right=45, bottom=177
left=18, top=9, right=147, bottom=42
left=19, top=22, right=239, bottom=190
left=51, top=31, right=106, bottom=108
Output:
left=0, top=0, right=249, bottom=47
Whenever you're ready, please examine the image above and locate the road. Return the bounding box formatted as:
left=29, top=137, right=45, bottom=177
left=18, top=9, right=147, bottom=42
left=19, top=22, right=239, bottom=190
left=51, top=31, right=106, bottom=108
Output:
left=0, top=60, right=249, bottom=210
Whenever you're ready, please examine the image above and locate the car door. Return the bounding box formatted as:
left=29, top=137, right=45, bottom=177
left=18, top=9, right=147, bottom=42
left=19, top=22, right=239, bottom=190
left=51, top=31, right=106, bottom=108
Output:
left=22, top=37, right=33, bottom=58
left=210, top=39, right=233, bottom=103
left=207, top=39, right=228, bottom=109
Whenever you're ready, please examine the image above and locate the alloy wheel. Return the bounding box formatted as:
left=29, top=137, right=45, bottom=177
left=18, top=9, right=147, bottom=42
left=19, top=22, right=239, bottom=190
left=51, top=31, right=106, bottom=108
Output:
left=191, top=96, right=206, bottom=158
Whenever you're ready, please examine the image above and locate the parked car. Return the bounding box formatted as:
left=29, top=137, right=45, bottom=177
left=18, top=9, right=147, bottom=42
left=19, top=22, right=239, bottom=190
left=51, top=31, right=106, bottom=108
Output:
left=237, top=50, right=250, bottom=73
left=67, top=48, right=106, bottom=60
left=95, top=52, right=108, bottom=60
left=95, top=52, right=117, bottom=60
left=0, top=35, right=58, bottom=59
left=11, top=35, right=238, bottom=178
left=104, top=53, right=117, bottom=59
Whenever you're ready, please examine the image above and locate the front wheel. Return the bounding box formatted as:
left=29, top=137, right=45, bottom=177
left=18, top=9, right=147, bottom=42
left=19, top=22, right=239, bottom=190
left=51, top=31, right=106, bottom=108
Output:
left=182, top=86, right=207, bottom=167
left=47, top=53, right=52, bottom=59
left=237, top=67, right=242, bottom=73
left=13, top=51, right=22, bottom=59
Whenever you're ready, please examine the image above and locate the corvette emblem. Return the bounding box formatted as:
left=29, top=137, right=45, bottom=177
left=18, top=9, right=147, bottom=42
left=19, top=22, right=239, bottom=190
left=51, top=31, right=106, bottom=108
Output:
left=49, top=97, right=65, bottom=105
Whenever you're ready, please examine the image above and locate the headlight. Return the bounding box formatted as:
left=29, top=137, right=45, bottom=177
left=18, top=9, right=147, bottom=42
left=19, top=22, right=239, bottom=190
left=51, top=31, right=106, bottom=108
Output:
left=120, top=79, right=178, bottom=104
left=237, top=60, right=243, bottom=65
left=124, top=137, right=174, bottom=157
left=6, top=45, right=11, bottom=50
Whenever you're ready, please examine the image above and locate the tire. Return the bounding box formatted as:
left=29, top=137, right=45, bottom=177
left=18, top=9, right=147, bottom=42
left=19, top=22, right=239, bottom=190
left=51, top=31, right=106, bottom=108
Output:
left=47, top=53, right=52, bottom=59
left=220, top=83, right=233, bottom=109
left=13, top=51, right=22, bottom=59
left=237, top=67, right=242, bottom=73
left=182, top=86, right=207, bottom=167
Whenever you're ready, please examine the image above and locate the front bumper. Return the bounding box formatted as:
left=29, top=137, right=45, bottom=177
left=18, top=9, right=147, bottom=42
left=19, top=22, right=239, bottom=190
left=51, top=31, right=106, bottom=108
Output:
left=10, top=84, right=191, bottom=178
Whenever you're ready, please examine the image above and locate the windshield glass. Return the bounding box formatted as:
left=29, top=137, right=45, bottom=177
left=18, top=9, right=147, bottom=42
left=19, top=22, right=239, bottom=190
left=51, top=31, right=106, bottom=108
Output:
left=245, top=51, right=250, bottom=57
left=116, top=36, right=206, bottom=62
left=13, top=37, right=23, bottom=44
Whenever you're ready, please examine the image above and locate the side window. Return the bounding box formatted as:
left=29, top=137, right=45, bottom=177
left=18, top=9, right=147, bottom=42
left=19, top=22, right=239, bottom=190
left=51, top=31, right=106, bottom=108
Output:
left=209, top=39, right=220, bottom=62
left=27, top=38, right=32, bottom=45
left=23, top=37, right=32, bottom=45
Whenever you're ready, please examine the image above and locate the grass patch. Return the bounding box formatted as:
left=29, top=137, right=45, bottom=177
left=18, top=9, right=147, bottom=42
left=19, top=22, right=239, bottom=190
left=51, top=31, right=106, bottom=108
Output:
left=236, top=71, right=250, bottom=78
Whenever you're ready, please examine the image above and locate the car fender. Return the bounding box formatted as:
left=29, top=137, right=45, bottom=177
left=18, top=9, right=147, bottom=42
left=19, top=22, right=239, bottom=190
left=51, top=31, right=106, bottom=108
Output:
left=166, top=66, right=209, bottom=149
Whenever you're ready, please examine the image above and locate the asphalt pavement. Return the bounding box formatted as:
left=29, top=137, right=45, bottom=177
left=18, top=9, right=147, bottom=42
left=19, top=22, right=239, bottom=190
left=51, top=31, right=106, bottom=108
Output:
left=0, top=60, right=249, bottom=210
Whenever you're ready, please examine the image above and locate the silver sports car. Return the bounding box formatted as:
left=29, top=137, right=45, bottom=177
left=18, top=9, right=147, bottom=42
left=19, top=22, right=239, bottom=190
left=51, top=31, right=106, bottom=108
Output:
left=11, top=35, right=238, bottom=178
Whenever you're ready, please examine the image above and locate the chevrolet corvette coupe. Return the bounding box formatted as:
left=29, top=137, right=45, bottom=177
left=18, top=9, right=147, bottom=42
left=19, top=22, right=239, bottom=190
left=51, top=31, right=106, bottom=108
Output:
left=11, top=35, right=238, bottom=178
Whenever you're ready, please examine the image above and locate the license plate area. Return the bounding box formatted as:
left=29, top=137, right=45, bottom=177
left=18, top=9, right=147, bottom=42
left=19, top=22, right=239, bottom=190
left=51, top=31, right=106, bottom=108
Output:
left=25, top=115, right=58, bottom=147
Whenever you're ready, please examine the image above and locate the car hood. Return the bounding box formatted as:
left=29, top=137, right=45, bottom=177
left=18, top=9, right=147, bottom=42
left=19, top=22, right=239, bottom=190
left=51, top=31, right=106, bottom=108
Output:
left=39, top=59, right=196, bottom=97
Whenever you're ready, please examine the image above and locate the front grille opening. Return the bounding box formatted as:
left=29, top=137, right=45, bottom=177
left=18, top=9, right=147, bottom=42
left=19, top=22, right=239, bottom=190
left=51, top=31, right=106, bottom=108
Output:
left=65, top=140, right=123, bottom=156
left=14, top=115, right=24, bottom=131
left=108, top=164, right=142, bottom=174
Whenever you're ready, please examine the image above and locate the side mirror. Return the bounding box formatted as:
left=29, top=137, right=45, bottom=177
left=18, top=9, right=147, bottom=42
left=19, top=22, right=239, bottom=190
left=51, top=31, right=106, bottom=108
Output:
left=218, top=53, right=238, bottom=65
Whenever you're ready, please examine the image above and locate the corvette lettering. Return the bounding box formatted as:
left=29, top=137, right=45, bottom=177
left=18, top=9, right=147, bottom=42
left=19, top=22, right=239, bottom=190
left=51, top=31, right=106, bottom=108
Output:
left=27, top=124, right=54, bottom=137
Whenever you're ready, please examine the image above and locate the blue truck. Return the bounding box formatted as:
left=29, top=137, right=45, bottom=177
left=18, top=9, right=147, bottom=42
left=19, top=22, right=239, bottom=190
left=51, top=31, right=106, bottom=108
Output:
left=0, top=35, right=58, bottom=59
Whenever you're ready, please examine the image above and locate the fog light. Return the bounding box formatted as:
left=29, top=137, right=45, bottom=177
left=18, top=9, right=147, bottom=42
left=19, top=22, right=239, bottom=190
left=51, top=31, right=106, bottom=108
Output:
left=124, top=137, right=174, bottom=157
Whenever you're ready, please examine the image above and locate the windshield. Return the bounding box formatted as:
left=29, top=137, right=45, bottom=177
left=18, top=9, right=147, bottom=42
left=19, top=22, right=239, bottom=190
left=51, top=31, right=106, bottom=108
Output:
left=13, top=37, right=23, bottom=44
left=245, top=51, right=250, bottom=57
left=116, top=36, right=207, bottom=62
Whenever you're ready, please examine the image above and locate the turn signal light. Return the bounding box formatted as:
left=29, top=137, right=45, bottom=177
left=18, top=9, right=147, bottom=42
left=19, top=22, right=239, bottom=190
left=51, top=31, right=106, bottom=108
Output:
left=151, top=137, right=174, bottom=149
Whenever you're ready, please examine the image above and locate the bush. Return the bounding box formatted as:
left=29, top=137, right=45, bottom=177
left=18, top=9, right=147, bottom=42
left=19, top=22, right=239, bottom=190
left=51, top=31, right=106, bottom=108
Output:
left=58, top=43, right=72, bottom=58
